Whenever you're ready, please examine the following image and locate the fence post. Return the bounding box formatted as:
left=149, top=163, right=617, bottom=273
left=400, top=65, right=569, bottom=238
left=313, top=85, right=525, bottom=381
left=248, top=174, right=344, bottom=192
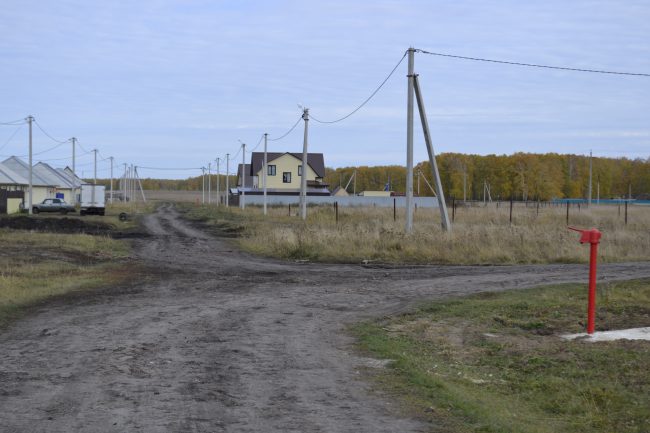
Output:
left=625, top=201, right=628, bottom=225
left=335, top=201, right=339, bottom=224
left=393, top=198, right=396, bottom=222
left=509, top=197, right=513, bottom=225
left=452, top=197, right=456, bottom=222
left=566, top=201, right=570, bottom=225
left=288, top=203, right=291, bottom=216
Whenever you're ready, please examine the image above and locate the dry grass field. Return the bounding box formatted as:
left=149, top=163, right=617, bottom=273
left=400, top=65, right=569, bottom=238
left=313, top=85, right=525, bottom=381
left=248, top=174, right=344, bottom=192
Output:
left=181, top=202, right=650, bottom=264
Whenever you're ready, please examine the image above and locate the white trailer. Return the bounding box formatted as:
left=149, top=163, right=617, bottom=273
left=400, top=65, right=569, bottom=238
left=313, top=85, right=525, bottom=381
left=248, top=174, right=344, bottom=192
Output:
left=80, top=184, right=106, bottom=216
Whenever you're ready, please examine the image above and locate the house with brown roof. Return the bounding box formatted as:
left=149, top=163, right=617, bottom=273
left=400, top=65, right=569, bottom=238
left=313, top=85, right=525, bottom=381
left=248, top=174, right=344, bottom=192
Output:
left=237, top=152, right=330, bottom=195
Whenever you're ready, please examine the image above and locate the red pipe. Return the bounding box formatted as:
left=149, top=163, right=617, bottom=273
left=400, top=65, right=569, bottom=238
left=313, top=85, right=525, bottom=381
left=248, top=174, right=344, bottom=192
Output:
left=568, top=227, right=602, bottom=334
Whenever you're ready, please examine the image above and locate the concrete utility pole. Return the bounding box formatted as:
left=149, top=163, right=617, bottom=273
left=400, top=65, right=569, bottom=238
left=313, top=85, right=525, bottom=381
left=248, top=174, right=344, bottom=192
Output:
left=240, top=141, right=246, bottom=209
left=215, top=158, right=220, bottom=206
left=122, top=163, right=127, bottom=201
left=299, top=108, right=309, bottom=220
left=208, top=162, right=212, bottom=204
left=27, top=116, right=33, bottom=215
left=109, top=156, right=114, bottom=204
left=226, top=153, right=230, bottom=207
left=92, top=149, right=98, bottom=206
left=263, top=132, right=268, bottom=215
left=587, top=150, right=592, bottom=206
left=201, top=166, right=205, bottom=204
left=412, top=73, right=451, bottom=231
left=135, top=167, right=146, bottom=203
left=405, top=48, right=415, bottom=232
left=353, top=168, right=357, bottom=195
left=93, top=149, right=98, bottom=184
left=71, top=137, right=77, bottom=204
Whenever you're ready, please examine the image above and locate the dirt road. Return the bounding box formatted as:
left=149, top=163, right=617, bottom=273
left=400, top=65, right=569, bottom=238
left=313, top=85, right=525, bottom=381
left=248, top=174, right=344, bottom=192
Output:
left=3, top=204, right=650, bottom=432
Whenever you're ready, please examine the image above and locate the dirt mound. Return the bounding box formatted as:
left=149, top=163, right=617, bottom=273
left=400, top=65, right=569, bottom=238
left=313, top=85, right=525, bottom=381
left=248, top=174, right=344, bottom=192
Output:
left=0, top=216, right=113, bottom=235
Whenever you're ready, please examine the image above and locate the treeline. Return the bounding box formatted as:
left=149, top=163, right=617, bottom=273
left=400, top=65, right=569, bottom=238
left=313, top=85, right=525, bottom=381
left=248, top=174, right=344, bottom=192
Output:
left=324, top=153, right=650, bottom=201
left=92, top=152, right=650, bottom=201
left=93, top=175, right=237, bottom=192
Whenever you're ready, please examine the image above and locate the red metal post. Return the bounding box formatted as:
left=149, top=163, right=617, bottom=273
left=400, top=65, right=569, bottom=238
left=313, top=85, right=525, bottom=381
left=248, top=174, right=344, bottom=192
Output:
left=568, top=227, right=602, bottom=334
left=587, top=238, right=599, bottom=334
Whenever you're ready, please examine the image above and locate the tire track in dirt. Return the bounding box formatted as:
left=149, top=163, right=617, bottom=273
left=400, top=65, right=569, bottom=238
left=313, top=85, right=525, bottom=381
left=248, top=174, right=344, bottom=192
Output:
left=2, top=203, right=650, bottom=432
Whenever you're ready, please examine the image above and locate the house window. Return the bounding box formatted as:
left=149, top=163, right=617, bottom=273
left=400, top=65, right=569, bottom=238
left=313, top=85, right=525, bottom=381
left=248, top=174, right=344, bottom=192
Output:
left=282, top=172, right=291, bottom=183
left=298, top=165, right=302, bottom=176
left=268, top=165, right=276, bottom=176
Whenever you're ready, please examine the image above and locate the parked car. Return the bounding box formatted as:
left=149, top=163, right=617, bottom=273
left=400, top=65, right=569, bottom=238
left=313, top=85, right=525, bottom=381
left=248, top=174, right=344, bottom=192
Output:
left=32, top=198, right=76, bottom=214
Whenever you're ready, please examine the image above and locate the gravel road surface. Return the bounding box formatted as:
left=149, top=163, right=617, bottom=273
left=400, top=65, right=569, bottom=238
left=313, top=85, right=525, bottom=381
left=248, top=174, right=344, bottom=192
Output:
left=2, top=203, right=650, bottom=432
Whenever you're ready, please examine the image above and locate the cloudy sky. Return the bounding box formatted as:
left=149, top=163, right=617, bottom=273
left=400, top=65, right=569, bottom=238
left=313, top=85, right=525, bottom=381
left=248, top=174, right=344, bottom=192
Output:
left=1, top=0, right=648, bottom=178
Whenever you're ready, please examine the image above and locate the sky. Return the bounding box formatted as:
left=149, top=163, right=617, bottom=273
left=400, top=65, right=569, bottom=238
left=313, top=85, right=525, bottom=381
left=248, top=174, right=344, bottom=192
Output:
left=0, top=0, right=649, bottom=179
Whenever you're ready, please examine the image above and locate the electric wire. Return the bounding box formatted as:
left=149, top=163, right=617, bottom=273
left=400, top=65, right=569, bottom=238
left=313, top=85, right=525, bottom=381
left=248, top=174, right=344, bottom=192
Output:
left=0, top=124, right=24, bottom=153
left=34, top=119, right=69, bottom=144
left=0, top=118, right=26, bottom=126
left=414, top=49, right=650, bottom=77
left=310, top=52, right=407, bottom=124
left=249, top=134, right=265, bottom=152
left=137, top=166, right=203, bottom=171
left=268, top=115, right=302, bottom=141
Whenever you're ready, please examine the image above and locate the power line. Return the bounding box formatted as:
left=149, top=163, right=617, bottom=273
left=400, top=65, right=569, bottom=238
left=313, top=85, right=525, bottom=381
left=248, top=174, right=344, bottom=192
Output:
left=33, top=119, right=69, bottom=144
left=414, top=49, right=650, bottom=77
left=0, top=118, right=26, bottom=126
left=249, top=134, right=265, bottom=152
left=137, top=166, right=202, bottom=171
left=0, top=124, right=24, bottom=152
left=310, top=52, right=408, bottom=124
left=268, top=115, right=302, bottom=141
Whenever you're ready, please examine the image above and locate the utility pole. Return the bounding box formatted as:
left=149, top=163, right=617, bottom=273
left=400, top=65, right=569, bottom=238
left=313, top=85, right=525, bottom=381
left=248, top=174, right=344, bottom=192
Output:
left=263, top=132, right=268, bottom=215
left=300, top=108, right=309, bottom=220
left=587, top=150, right=592, bottom=206
left=123, top=163, right=127, bottom=202
left=109, top=156, right=114, bottom=204
left=201, top=166, right=205, bottom=204
left=134, top=167, right=146, bottom=203
left=353, top=168, right=357, bottom=195
left=71, top=137, right=77, bottom=204
left=27, top=116, right=33, bottom=215
left=216, top=158, right=220, bottom=206
left=226, top=153, right=230, bottom=207
left=412, top=73, right=451, bottom=231
left=240, top=141, right=246, bottom=209
left=208, top=162, right=212, bottom=204
left=405, top=47, right=415, bottom=232
left=92, top=149, right=98, bottom=207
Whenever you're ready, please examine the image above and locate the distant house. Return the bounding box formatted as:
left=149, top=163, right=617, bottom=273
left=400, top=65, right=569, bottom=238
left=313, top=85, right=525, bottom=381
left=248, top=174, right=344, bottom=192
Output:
left=0, top=164, right=27, bottom=214
left=331, top=186, right=349, bottom=197
left=1, top=157, right=57, bottom=205
left=358, top=190, right=392, bottom=197
left=236, top=152, right=330, bottom=195
left=33, top=162, right=77, bottom=201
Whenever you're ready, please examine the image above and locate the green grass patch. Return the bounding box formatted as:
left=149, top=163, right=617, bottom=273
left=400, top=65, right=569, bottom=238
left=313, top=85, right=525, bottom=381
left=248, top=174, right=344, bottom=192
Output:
left=0, top=229, right=133, bottom=327
left=353, top=280, right=650, bottom=432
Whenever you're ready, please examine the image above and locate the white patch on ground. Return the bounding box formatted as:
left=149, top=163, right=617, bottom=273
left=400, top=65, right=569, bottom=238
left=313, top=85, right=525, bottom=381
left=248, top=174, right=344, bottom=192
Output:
left=561, top=327, right=650, bottom=342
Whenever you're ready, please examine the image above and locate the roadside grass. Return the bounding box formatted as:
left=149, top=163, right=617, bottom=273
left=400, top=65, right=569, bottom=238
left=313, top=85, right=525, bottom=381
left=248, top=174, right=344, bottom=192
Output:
left=353, top=280, right=650, bottom=433
left=178, top=203, right=650, bottom=264
left=0, top=229, right=132, bottom=327
left=75, top=201, right=155, bottom=230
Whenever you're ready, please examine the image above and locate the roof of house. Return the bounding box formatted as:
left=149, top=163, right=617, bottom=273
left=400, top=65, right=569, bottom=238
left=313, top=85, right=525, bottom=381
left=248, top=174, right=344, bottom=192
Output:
left=0, top=164, right=29, bottom=185
left=0, top=157, right=56, bottom=187
left=56, top=167, right=83, bottom=188
left=34, top=162, right=76, bottom=188
left=236, top=163, right=254, bottom=187
left=250, top=152, right=325, bottom=178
